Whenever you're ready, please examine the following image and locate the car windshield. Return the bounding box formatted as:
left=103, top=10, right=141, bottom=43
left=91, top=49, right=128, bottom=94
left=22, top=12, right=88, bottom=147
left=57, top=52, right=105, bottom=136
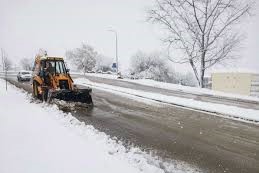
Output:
left=46, top=60, right=66, bottom=74
left=22, top=72, right=30, bottom=75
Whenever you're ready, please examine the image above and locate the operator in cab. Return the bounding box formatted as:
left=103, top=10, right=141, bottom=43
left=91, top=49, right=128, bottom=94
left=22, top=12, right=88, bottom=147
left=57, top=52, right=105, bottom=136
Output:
left=44, top=61, right=54, bottom=86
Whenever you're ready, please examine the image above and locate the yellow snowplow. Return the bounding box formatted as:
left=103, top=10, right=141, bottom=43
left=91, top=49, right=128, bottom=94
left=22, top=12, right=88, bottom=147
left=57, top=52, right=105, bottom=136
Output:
left=32, top=55, right=93, bottom=107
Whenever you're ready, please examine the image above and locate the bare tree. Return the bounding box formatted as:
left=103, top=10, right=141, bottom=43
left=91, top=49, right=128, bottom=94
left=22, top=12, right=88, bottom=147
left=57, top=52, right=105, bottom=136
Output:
left=66, top=43, right=97, bottom=74
left=3, top=58, right=12, bottom=71
left=148, top=0, right=253, bottom=87
left=1, top=50, right=12, bottom=71
left=20, top=58, right=34, bottom=71
left=1, top=48, right=5, bottom=71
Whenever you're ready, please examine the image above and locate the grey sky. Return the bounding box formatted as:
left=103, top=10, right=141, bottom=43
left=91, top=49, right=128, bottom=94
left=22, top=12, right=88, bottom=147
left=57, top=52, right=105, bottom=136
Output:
left=0, top=0, right=258, bottom=73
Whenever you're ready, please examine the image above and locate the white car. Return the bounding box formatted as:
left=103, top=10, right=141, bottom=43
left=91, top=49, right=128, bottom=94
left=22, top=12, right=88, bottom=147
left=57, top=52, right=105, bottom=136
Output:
left=17, top=71, right=32, bottom=82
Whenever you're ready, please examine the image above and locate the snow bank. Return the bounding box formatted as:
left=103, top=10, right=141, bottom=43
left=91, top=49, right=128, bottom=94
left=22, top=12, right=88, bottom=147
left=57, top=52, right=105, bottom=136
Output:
left=74, top=78, right=259, bottom=123
left=0, top=79, right=201, bottom=173
left=71, top=72, right=118, bottom=80
left=72, top=72, right=259, bottom=102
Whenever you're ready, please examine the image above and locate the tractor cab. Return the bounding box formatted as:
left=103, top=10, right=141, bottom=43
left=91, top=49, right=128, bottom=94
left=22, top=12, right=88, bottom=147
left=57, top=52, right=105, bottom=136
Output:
left=41, top=59, right=68, bottom=75
left=33, top=57, right=74, bottom=90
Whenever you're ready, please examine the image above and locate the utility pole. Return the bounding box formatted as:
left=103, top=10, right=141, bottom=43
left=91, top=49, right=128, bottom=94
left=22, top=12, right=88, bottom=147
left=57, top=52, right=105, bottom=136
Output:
left=108, top=29, right=118, bottom=74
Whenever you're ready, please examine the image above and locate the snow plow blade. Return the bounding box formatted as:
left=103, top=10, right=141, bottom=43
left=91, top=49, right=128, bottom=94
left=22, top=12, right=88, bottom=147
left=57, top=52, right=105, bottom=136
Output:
left=49, top=88, right=93, bottom=106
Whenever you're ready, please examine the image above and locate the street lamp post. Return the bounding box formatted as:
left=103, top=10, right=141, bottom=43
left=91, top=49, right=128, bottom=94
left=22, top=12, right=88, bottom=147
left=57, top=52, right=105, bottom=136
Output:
left=108, top=29, right=118, bottom=74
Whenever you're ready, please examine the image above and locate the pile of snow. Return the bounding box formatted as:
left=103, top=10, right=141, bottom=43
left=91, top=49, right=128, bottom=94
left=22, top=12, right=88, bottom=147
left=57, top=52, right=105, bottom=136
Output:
left=75, top=78, right=259, bottom=123
left=0, top=79, right=201, bottom=173
left=71, top=72, right=118, bottom=80
left=74, top=72, right=259, bottom=102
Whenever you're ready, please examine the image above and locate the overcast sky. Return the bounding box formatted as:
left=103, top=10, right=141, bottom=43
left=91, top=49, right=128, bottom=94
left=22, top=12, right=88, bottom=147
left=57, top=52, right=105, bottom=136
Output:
left=0, top=0, right=258, bottom=73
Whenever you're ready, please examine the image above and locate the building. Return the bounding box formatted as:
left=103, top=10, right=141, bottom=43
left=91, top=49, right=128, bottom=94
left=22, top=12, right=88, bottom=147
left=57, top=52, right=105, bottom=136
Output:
left=211, top=71, right=259, bottom=97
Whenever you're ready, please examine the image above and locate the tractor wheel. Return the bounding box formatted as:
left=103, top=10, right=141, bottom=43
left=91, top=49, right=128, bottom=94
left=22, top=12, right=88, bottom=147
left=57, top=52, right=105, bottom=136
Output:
left=42, top=89, right=49, bottom=102
left=33, top=81, right=42, bottom=100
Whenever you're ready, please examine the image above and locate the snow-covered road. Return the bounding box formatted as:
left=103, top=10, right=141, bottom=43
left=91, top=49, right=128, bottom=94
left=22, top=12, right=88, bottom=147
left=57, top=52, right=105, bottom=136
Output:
left=74, top=78, right=259, bottom=123
left=0, top=79, right=200, bottom=173
left=71, top=73, right=259, bottom=103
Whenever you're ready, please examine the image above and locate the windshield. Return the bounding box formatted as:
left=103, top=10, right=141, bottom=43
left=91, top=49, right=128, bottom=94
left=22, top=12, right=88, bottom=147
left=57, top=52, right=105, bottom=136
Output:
left=21, top=72, right=30, bottom=75
left=45, top=60, right=66, bottom=74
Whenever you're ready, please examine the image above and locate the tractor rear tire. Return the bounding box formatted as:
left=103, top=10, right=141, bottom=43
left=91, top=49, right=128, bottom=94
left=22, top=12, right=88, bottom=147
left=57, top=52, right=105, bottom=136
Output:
left=33, top=81, right=42, bottom=100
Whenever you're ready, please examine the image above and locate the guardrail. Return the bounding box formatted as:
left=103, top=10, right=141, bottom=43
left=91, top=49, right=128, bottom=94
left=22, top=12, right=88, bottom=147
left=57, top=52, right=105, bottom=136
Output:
left=0, top=71, right=17, bottom=77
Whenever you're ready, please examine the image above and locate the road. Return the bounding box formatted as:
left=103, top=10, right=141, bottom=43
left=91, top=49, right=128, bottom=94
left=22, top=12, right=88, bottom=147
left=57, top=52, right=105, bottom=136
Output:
left=71, top=74, right=259, bottom=110
left=5, top=77, right=259, bottom=173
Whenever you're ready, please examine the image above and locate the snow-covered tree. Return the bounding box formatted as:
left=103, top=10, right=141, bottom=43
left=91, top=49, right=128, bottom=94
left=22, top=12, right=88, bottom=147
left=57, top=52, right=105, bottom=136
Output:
left=95, top=54, right=113, bottom=72
left=20, top=58, right=34, bottom=71
left=66, top=43, right=97, bottom=73
left=3, top=57, right=12, bottom=71
left=174, top=72, right=197, bottom=86
left=130, top=51, right=171, bottom=82
left=130, top=51, right=197, bottom=86
left=1, top=49, right=12, bottom=71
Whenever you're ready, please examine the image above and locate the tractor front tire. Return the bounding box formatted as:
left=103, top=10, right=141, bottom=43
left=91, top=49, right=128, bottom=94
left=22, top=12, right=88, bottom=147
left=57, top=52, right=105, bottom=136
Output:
left=33, top=81, right=42, bottom=100
left=42, top=89, right=49, bottom=102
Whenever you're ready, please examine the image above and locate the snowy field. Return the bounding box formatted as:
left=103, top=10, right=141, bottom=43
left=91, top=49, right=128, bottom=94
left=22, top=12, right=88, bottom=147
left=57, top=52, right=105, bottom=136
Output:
left=73, top=72, right=259, bottom=102
left=0, top=79, right=201, bottom=173
left=74, top=78, right=259, bottom=123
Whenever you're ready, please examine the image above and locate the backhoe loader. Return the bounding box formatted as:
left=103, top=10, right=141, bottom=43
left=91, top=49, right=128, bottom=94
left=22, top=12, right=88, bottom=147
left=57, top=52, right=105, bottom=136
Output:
left=32, top=54, right=93, bottom=107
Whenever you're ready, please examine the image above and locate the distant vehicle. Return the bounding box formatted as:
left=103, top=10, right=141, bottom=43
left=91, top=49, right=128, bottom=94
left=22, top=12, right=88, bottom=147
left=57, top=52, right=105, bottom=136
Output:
left=87, top=70, right=95, bottom=73
left=17, top=71, right=32, bottom=81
